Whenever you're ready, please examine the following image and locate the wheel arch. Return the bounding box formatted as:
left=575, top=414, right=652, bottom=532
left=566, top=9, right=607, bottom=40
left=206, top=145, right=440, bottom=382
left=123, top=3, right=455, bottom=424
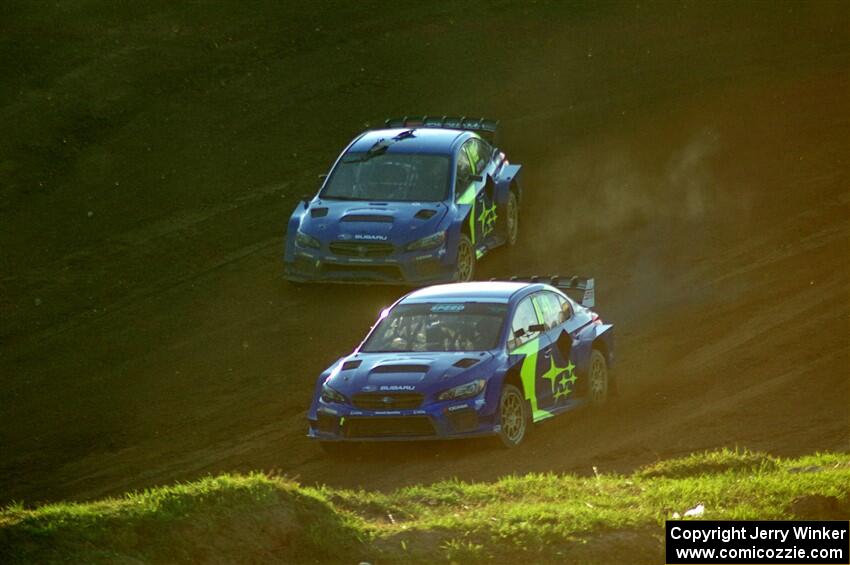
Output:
left=502, top=365, right=524, bottom=394
left=510, top=179, right=521, bottom=208
left=591, top=327, right=616, bottom=395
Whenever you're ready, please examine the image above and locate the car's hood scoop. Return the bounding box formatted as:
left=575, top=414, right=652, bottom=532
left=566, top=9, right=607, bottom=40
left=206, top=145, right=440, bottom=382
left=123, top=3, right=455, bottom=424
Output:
left=340, top=214, right=394, bottom=223
left=328, top=352, right=494, bottom=394
left=302, top=200, right=448, bottom=243
left=366, top=363, right=429, bottom=385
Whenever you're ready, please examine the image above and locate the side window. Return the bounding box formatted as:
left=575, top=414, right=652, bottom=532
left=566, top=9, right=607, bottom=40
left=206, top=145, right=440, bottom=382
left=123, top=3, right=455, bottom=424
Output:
left=508, top=297, right=541, bottom=351
left=463, top=138, right=489, bottom=174
left=555, top=294, right=573, bottom=324
left=532, top=292, right=563, bottom=330
left=474, top=138, right=492, bottom=172
left=454, top=150, right=473, bottom=202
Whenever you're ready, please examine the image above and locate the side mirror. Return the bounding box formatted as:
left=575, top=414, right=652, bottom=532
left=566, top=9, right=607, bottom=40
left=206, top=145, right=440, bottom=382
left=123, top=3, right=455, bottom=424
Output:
left=527, top=323, right=545, bottom=334
left=300, top=194, right=311, bottom=206
left=513, top=328, right=526, bottom=339
left=470, top=174, right=483, bottom=182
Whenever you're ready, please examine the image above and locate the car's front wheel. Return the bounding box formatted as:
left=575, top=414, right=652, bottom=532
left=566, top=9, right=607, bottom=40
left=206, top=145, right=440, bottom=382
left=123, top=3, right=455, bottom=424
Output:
left=455, top=234, right=476, bottom=282
left=496, top=384, right=529, bottom=448
left=588, top=349, right=609, bottom=406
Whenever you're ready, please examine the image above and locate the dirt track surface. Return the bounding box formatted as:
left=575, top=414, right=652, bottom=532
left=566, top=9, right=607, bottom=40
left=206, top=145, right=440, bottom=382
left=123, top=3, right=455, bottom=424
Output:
left=1, top=3, right=848, bottom=504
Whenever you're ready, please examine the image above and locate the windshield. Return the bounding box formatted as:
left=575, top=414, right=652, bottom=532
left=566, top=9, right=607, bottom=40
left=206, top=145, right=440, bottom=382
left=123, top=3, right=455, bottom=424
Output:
left=361, top=303, right=507, bottom=353
left=321, top=152, right=449, bottom=202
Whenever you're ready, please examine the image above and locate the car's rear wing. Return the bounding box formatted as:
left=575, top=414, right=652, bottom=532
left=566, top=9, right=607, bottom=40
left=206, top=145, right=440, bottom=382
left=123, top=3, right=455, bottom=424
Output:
left=495, top=275, right=596, bottom=308
left=384, top=116, right=499, bottom=144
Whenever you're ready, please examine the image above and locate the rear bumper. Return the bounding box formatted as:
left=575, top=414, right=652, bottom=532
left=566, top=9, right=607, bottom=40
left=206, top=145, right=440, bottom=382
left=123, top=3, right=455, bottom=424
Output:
left=284, top=249, right=456, bottom=285
left=307, top=400, right=498, bottom=442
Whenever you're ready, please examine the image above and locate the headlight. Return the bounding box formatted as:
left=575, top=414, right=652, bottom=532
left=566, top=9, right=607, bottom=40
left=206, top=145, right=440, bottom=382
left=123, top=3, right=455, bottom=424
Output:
left=295, top=230, right=321, bottom=249
left=406, top=230, right=446, bottom=251
left=321, top=383, right=348, bottom=404
left=438, top=379, right=486, bottom=401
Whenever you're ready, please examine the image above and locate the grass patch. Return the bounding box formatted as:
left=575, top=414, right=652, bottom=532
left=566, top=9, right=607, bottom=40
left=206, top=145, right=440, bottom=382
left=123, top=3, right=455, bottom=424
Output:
left=2, top=451, right=848, bottom=563
left=0, top=473, right=365, bottom=564
left=637, top=447, right=780, bottom=478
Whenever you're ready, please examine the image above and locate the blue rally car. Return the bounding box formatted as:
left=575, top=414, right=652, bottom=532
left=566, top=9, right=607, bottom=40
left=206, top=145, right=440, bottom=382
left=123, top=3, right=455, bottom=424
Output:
left=307, top=277, right=615, bottom=452
left=284, top=116, right=522, bottom=284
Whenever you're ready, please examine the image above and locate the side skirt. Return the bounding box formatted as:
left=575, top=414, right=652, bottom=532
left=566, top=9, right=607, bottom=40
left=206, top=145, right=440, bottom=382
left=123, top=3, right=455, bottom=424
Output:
left=532, top=397, right=587, bottom=423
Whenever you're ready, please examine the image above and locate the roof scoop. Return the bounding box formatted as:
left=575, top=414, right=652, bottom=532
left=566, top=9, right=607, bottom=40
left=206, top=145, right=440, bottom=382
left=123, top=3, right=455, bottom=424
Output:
left=453, top=358, right=479, bottom=369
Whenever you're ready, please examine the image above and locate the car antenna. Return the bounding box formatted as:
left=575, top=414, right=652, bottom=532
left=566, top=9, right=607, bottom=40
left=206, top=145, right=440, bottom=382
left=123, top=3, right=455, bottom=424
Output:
left=366, top=137, right=391, bottom=156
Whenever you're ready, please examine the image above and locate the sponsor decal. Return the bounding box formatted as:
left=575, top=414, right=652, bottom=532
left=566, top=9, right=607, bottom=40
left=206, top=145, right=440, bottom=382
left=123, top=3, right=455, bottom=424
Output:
left=353, top=234, right=388, bottom=241
left=379, top=384, right=416, bottom=391
left=362, top=385, right=378, bottom=392
left=448, top=404, right=470, bottom=412
left=477, top=199, right=498, bottom=238
left=431, top=304, right=465, bottom=312
left=543, top=359, right=577, bottom=402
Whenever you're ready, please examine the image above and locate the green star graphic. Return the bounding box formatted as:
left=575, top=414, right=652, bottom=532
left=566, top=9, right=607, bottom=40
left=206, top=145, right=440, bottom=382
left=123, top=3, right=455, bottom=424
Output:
left=477, top=202, right=498, bottom=237
left=541, top=356, right=561, bottom=394
left=543, top=355, right=577, bottom=402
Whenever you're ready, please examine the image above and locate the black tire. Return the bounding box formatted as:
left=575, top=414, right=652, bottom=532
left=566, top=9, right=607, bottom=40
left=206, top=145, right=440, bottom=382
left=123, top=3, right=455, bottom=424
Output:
left=455, top=233, right=476, bottom=282
left=506, top=191, right=519, bottom=246
left=588, top=349, right=609, bottom=407
left=496, top=384, right=529, bottom=448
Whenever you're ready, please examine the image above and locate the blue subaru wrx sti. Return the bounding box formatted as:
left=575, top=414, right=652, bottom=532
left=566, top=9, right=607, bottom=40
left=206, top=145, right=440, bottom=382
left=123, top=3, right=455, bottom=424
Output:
left=307, top=277, right=615, bottom=453
left=283, top=116, right=522, bottom=284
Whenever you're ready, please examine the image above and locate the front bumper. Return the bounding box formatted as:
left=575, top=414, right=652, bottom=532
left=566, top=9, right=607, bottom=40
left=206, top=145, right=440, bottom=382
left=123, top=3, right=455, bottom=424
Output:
left=307, top=398, right=498, bottom=442
left=284, top=247, right=456, bottom=285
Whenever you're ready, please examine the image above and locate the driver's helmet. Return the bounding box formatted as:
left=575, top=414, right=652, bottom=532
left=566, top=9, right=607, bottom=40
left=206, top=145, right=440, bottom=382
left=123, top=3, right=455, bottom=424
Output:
left=441, top=316, right=480, bottom=350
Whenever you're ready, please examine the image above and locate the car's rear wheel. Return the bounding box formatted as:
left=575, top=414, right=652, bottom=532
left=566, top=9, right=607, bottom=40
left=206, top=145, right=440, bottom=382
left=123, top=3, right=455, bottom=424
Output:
left=506, top=191, right=519, bottom=246
left=588, top=349, right=609, bottom=406
left=455, top=234, right=476, bottom=282
left=496, top=384, right=528, bottom=448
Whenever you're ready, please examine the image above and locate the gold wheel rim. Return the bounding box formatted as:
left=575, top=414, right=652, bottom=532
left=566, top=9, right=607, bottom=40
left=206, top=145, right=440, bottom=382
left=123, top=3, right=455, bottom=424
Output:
left=501, top=391, right=525, bottom=443
left=457, top=241, right=473, bottom=281
left=590, top=355, right=607, bottom=403
left=507, top=195, right=518, bottom=244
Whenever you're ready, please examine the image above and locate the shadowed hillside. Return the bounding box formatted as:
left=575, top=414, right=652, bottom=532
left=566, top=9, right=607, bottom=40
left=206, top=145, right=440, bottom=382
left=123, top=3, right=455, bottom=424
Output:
left=0, top=1, right=848, bottom=506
